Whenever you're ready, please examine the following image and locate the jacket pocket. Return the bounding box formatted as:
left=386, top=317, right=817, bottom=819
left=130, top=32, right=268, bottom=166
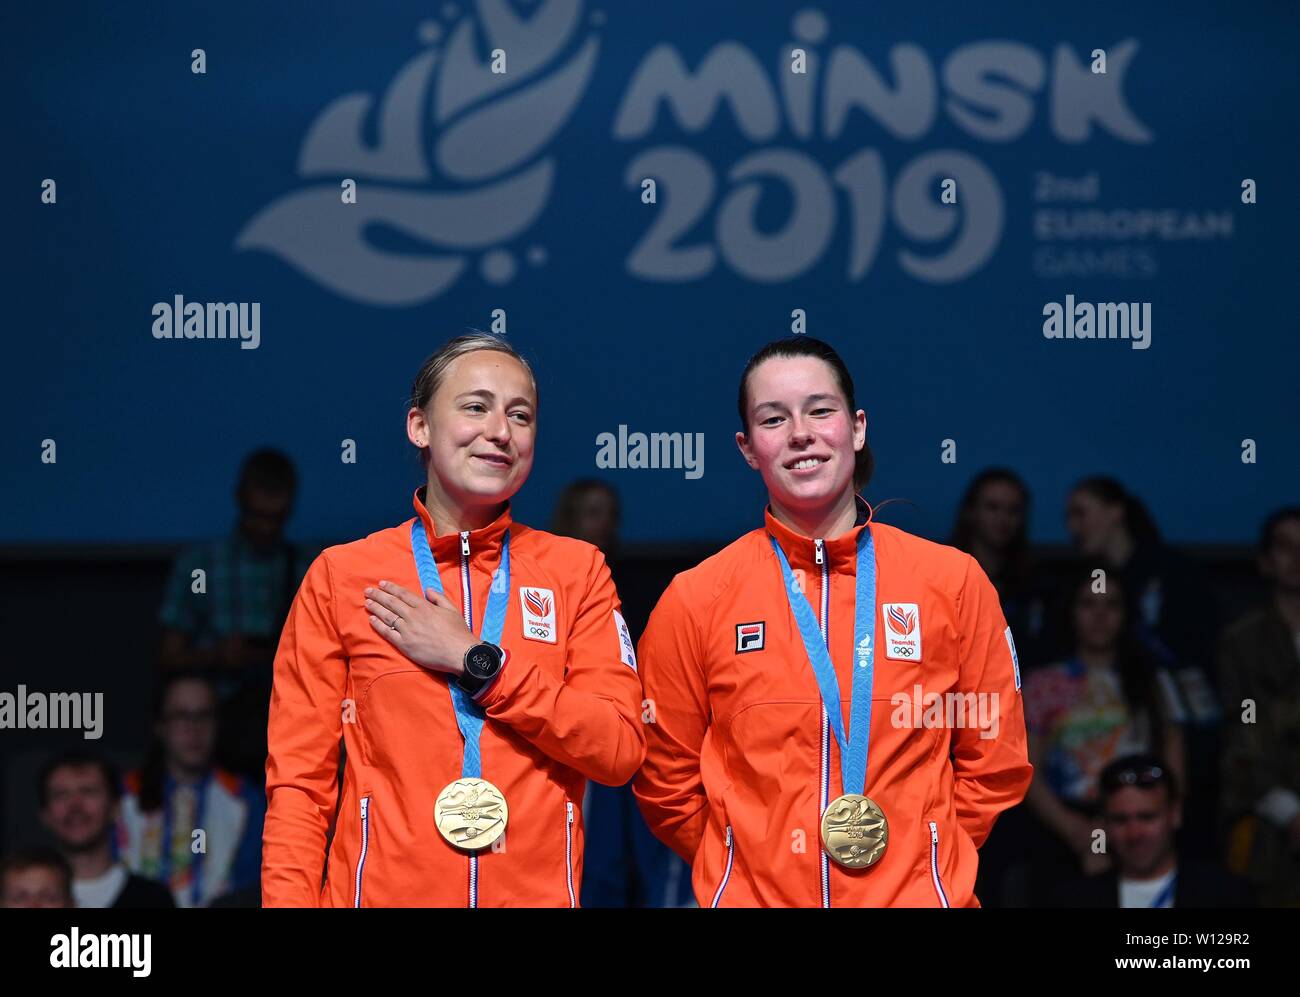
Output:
left=564, top=801, right=577, bottom=908
left=928, top=821, right=950, bottom=908
left=354, top=795, right=372, bottom=908
left=710, top=825, right=735, bottom=908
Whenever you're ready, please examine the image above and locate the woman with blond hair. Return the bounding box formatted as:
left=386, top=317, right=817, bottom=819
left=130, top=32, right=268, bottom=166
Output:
left=263, top=334, right=645, bottom=907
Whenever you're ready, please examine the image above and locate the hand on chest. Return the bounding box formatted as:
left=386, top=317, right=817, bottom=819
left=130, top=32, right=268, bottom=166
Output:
left=349, top=558, right=570, bottom=684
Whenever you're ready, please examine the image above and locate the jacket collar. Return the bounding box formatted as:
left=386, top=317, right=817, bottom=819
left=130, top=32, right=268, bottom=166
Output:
left=764, top=496, right=874, bottom=572
left=412, top=487, right=512, bottom=563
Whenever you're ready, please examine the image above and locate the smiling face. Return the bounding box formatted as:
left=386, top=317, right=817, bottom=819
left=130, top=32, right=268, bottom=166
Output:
left=736, top=356, right=866, bottom=516
left=408, top=350, right=537, bottom=514
left=41, top=764, right=115, bottom=852
left=1104, top=785, right=1180, bottom=878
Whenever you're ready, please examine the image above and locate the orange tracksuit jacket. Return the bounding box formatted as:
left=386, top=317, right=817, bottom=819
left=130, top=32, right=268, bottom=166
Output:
left=633, top=506, right=1032, bottom=907
left=263, top=491, right=646, bottom=907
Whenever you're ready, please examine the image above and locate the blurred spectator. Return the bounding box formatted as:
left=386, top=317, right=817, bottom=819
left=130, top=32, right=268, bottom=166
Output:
left=1219, top=506, right=1300, bottom=906
left=158, top=447, right=314, bottom=778
left=551, top=479, right=694, bottom=907
left=117, top=672, right=264, bottom=907
left=952, top=469, right=1050, bottom=905
left=38, top=751, right=174, bottom=908
left=1065, top=476, right=1221, bottom=722
left=1022, top=571, right=1184, bottom=879
left=1053, top=754, right=1252, bottom=908
left=551, top=478, right=621, bottom=559
left=1065, top=476, right=1222, bottom=857
left=1, top=848, right=74, bottom=908
left=950, top=468, right=1048, bottom=659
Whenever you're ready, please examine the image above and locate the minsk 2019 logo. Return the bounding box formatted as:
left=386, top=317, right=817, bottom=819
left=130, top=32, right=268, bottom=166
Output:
left=239, top=2, right=1152, bottom=305
left=237, top=1, right=599, bottom=306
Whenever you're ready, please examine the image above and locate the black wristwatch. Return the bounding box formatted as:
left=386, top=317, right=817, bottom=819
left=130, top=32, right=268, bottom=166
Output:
left=456, top=642, right=504, bottom=697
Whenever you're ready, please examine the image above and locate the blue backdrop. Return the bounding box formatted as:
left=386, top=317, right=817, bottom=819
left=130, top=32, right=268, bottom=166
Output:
left=7, top=0, right=1298, bottom=545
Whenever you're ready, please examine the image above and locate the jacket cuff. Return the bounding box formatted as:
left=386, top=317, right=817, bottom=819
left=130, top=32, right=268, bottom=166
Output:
left=472, top=648, right=514, bottom=706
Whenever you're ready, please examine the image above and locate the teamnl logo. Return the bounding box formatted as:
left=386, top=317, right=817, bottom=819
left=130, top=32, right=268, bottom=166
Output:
left=882, top=603, right=921, bottom=660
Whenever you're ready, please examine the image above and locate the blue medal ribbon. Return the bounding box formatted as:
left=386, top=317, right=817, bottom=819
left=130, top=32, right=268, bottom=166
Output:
left=770, top=528, right=877, bottom=797
left=1150, top=872, right=1177, bottom=908
left=410, top=520, right=509, bottom=780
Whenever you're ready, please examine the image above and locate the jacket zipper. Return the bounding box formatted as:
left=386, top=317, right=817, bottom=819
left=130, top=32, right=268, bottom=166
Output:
left=354, top=796, right=371, bottom=908
left=460, top=530, right=479, bottom=910
left=815, top=537, right=830, bottom=909
left=710, top=825, right=735, bottom=908
left=929, top=821, right=950, bottom=907
left=459, top=531, right=473, bottom=631
left=564, top=801, right=576, bottom=908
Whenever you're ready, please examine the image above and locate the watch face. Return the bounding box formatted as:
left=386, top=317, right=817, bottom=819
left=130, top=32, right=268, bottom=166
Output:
left=469, top=647, right=496, bottom=676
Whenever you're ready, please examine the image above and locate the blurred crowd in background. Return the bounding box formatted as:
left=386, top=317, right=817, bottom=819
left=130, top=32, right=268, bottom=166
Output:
left=3, top=449, right=1297, bottom=908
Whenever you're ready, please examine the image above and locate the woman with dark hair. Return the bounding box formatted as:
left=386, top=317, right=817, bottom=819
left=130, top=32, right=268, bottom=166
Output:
left=634, top=336, right=1031, bottom=907
left=1022, top=570, right=1185, bottom=877
left=950, top=468, right=1046, bottom=659
left=1065, top=475, right=1222, bottom=857
left=1068, top=476, right=1161, bottom=546
left=263, top=334, right=645, bottom=907
left=118, top=671, right=264, bottom=906
left=550, top=479, right=621, bottom=556
left=951, top=469, right=1031, bottom=582
left=1065, top=477, right=1211, bottom=683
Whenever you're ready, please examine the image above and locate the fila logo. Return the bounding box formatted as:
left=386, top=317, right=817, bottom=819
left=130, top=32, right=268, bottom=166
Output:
left=520, top=587, right=557, bottom=644
left=882, top=603, right=922, bottom=661
left=736, top=622, right=765, bottom=654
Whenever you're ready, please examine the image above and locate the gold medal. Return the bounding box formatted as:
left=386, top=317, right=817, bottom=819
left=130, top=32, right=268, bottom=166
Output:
left=820, top=793, right=888, bottom=868
left=435, top=777, right=508, bottom=851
